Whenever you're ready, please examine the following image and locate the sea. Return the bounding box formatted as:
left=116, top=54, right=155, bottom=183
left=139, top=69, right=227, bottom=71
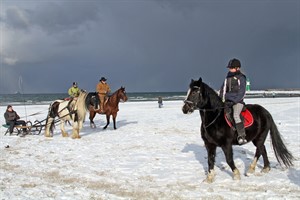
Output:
left=1, top=90, right=299, bottom=106
left=0, top=92, right=187, bottom=106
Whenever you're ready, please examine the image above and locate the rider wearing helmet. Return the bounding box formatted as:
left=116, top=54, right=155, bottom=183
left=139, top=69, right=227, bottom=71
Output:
left=219, top=58, right=247, bottom=144
left=68, top=82, right=80, bottom=99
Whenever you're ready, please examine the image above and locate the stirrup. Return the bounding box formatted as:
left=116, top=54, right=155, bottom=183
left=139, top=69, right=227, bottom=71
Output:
left=237, top=136, right=247, bottom=144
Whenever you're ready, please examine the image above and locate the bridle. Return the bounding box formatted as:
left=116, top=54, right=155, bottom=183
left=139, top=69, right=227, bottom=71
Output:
left=184, top=85, right=223, bottom=129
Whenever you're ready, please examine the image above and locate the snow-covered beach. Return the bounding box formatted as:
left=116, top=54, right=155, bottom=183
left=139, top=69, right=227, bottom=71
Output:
left=0, top=97, right=299, bottom=199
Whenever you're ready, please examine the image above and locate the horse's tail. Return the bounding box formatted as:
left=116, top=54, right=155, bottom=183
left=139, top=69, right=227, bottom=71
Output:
left=267, top=111, right=294, bottom=167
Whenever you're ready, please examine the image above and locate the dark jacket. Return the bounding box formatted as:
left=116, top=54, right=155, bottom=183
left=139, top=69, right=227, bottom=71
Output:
left=4, top=110, right=20, bottom=124
left=219, top=71, right=246, bottom=104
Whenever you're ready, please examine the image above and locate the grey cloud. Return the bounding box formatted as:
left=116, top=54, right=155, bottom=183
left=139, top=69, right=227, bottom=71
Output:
left=31, top=1, right=101, bottom=34
left=4, top=6, right=30, bottom=30
left=0, top=0, right=299, bottom=93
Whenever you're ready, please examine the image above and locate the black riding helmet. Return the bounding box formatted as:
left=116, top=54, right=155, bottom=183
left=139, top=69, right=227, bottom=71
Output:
left=227, top=58, right=241, bottom=68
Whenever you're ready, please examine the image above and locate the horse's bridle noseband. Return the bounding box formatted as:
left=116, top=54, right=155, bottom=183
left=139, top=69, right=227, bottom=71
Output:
left=184, top=86, right=201, bottom=110
left=184, top=85, right=223, bottom=129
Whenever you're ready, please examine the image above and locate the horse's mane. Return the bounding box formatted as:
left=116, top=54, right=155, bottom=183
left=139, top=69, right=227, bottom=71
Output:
left=192, top=78, right=223, bottom=109
left=76, top=90, right=88, bottom=118
left=109, top=87, right=125, bottom=99
left=202, top=82, right=223, bottom=107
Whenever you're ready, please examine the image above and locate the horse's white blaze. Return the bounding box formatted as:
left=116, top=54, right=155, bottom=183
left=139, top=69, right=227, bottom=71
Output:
left=185, top=89, right=191, bottom=102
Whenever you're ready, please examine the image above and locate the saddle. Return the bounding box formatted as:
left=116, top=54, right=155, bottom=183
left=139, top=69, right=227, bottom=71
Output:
left=224, top=108, right=254, bottom=128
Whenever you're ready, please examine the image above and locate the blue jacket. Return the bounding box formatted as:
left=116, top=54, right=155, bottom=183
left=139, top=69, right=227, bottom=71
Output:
left=219, top=71, right=246, bottom=104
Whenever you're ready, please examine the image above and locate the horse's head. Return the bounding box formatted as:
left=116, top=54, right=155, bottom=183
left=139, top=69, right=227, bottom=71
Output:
left=118, top=87, right=128, bottom=102
left=182, top=77, right=207, bottom=114
left=86, top=92, right=100, bottom=110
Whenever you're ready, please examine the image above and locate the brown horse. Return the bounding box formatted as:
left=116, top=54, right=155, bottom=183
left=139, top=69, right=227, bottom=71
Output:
left=89, top=87, right=128, bottom=129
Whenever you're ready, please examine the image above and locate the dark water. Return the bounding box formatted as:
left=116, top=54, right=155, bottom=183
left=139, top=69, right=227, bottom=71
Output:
left=0, top=92, right=187, bottom=106
left=1, top=91, right=299, bottom=106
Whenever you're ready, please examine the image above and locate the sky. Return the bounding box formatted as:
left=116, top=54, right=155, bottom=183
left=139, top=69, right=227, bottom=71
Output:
left=0, top=0, right=299, bottom=93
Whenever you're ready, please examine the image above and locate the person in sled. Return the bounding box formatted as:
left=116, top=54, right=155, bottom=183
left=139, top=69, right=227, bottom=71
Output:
left=4, top=105, right=27, bottom=135
left=219, top=58, right=247, bottom=144
left=96, top=77, right=111, bottom=113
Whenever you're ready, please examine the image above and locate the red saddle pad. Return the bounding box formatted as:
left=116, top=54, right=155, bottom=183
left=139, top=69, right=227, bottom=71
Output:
left=225, top=109, right=254, bottom=128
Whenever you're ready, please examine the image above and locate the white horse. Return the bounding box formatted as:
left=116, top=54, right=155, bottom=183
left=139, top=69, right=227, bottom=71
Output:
left=44, top=91, right=100, bottom=139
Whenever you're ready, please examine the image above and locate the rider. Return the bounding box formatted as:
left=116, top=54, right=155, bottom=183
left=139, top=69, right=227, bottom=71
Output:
left=219, top=58, right=247, bottom=144
left=68, top=82, right=81, bottom=111
left=96, top=77, right=111, bottom=113
left=68, top=82, right=80, bottom=99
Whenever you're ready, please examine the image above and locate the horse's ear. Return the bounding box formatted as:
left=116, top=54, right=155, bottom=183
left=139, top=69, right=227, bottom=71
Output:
left=198, top=77, right=202, bottom=84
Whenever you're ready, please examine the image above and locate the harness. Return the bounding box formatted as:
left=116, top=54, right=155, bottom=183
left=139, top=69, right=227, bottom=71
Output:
left=184, top=86, right=223, bottom=131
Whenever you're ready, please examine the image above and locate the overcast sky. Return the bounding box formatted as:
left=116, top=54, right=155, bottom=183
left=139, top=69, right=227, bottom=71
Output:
left=0, top=0, right=299, bottom=93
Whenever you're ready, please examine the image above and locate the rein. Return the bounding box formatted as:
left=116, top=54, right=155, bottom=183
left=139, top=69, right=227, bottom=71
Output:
left=184, top=85, right=224, bottom=129
left=200, top=108, right=222, bottom=129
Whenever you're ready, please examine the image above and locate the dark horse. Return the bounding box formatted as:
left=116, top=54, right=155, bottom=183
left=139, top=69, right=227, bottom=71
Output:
left=182, top=78, right=294, bottom=183
left=89, top=87, right=128, bottom=129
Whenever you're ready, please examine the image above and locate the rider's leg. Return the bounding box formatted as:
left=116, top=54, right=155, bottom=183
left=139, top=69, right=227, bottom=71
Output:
left=99, top=95, right=105, bottom=112
left=233, top=103, right=247, bottom=144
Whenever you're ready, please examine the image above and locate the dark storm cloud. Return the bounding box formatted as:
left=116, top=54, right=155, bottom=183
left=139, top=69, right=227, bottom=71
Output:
left=0, top=0, right=299, bottom=93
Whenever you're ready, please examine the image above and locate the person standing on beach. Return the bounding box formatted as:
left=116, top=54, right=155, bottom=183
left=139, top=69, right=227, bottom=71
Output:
left=96, top=77, right=111, bottom=113
left=219, top=58, right=247, bottom=144
left=4, top=105, right=27, bottom=134
left=68, top=82, right=80, bottom=99
left=158, top=96, right=163, bottom=108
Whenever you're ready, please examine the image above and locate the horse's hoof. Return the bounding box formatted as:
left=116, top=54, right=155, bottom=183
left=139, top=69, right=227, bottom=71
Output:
left=233, top=169, right=241, bottom=180
left=90, top=125, right=96, bottom=129
left=261, top=167, right=270, bottom=173
left=203, top=177, right=214, bottom=183
left=203, top=170, right=215, bottom=183
left=90, top=123, right=96, bottom=129
left=246, top=168, right=255, bottom=176
left=71, top=135, right=81, bottom=139
left=44, top=134, right=52, bottom=138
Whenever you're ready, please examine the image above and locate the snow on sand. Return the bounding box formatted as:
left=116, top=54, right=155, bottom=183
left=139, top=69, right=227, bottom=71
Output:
left=0, top=98, right=299, bottom=199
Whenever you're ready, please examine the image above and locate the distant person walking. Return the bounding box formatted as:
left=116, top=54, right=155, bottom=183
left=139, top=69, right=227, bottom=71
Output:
left=68, top=82, right=80, bottom=99
left=96, top=77, right=111, bottom=113
left=158, top=96, right=163, bottom=108
left=219, top=58, right=247, bottom=144
left=4, top=105, right=27, bottom=134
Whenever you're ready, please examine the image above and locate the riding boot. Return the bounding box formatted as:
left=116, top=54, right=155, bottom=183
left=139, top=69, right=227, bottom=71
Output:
left=236, top=122, right=247, bottom=144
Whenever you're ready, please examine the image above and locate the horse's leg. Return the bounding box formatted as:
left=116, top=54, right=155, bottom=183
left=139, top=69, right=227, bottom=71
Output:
left=60, top=120, right=69, bottom=137
left=248, top=131, right=270, bottom=174
left=260, top=145, right=270, bottom=173
left=103, top=114, right=110, bottom=129
left=89, top=111, right=96, bottom=129
left=71, top=121, right=80, bottom=139
left=44, top=117, right=54, bottom=137
left=112, top=112, right=117, bottom=130
left=76, top=120, right=83, bottom=139
left=204, top=142, right=217, bottom=183
left=221, top=145, right=240, bottom=180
